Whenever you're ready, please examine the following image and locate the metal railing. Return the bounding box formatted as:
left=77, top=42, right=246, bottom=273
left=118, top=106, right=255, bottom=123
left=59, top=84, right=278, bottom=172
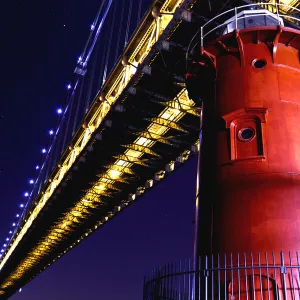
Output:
left=143, top=251, right=300, bottom=300
left=199, top=3, right=300, bottom=47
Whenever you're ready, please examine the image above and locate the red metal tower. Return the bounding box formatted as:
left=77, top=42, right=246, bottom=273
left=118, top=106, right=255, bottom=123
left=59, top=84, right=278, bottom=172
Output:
left=186, top=3, right=300, bottom=298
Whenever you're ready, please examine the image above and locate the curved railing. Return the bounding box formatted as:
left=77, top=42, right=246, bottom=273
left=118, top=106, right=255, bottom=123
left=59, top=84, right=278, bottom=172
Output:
left=143, top=251, right=300, bottom=300
left=198, top=3, right=300, bottom=47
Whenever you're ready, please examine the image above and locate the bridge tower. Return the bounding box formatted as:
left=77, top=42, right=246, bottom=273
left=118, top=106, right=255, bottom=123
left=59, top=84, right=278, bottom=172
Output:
left=186, top=4, right=300, bottom=298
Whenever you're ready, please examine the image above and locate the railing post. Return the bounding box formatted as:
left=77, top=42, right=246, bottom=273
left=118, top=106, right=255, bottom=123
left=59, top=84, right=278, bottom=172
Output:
left=275, top=2, right=280, bottom=25
left=204, top=255, right=209, bottom=300
left=211, top=254, right=214, bottom=300
left=280, top=251, right=288, bottom=300
left=235, top=7, right=238, bottom=30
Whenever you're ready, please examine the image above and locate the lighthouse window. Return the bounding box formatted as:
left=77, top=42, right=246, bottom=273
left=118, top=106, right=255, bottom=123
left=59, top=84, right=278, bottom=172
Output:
left=253, top=59, right=267, bottom=69
left=238, top=127, right=255, bottom=142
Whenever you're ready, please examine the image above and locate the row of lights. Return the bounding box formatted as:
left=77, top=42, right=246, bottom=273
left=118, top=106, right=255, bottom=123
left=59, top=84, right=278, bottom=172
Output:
left=0, top=19, right=101, bottom=292
left=35, top=146, right=197, bottom=282
left=0, top=84, right=74, bottom=261
left=1, top=20, right=105, bottom=283
left=0, top=0, right=141, bottom=271
left=0, top=17, right=115, bottom=288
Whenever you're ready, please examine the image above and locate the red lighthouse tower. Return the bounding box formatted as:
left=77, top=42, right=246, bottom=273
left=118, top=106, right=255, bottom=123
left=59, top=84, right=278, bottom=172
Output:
left=186, top=3, right=300, bottom=298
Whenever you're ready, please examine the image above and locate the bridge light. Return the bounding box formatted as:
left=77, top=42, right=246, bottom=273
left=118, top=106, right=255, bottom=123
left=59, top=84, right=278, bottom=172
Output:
left=9, top=231, right=12, bottom=234
left=24, top=192, right=29, bottom=197
left=29, top=179, right=34, bottom=184
left=108, top=169, right=121, bottom=180
left=6, top=238, right=9, bottom=241
left=42, top=148, right=47, bottom=154
left=16, top=214, right=19, bottom=218
left=35, top=165, right=40, bottom=170
left=20, top=203, right=25, bottom=208
left=57, top=108, right=63, bottom=115
left=49, top=129, right=54, bottom=135
left=67, top=84, right=72, bottom=90
left=12, top=223, right=16, bottom=227
left=19, top=288, right=22, bottom=293
left=3, top=244, right=6, bottom=247
left=1, top=250, right=4, bottom=253
left=90, top=24, right=95, bottom=30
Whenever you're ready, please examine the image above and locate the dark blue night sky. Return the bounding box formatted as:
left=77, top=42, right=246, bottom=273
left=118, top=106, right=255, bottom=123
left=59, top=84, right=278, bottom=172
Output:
left=0, top=1, right=197, bottom=299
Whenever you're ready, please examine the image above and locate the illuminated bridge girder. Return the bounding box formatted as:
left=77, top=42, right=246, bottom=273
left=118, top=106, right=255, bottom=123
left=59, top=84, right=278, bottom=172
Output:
left=0, top=0, right=230, bottom=297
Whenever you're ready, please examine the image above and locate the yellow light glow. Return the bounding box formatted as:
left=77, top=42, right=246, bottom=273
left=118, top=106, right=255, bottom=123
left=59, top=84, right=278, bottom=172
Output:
left=94, top=184, right=106, bottom=192
left=82, top=199, right=92, bottom=203
left=107, top=169, right=121, bottom=180
left=0, top=0, right=198, bottom=292
left=135, top=137, right=150, bottom=146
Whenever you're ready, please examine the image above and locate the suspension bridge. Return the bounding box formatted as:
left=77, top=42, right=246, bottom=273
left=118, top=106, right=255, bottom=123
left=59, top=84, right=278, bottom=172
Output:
left=1, top=0, right=299, bottom=298
left=0, top=0, right=202, bottom=297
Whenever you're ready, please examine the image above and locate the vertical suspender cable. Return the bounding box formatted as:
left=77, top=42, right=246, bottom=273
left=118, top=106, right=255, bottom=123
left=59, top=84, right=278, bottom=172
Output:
left=137, top=0, right=143, bottom=26
left=44, top=145, right=54, bottom=184
left=61, top=81, right=79, bottom=154
left=114, top=1, right=125, bottom=62
left=124, top=0, right=134, bottom=47
left=51, top=122, right=63, bottom=170
left=84, top=41, right=100, bottom=112
left=97, top=28, right=109, bottom=90
left=61, top=101, right=73, bottom=154
left=102, top=1, right=117, bottom=84
left=72, top=76, right=85, bottom=135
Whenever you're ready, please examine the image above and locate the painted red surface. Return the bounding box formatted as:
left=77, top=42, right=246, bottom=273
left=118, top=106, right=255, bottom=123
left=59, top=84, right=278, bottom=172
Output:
left=188, top=26, right=300, bottom=256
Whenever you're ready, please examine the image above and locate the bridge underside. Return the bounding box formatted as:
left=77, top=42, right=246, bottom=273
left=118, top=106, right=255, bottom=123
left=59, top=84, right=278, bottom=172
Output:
left=0, top=0, right=288, bottom=297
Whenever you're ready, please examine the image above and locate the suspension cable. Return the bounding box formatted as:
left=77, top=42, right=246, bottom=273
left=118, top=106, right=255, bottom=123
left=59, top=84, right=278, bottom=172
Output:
left=72, top=77, right=85, bottom=135
left=97, top=28, right=109, bottom=90
left=114, top=0, right=125, bottom=62
left=84, top=0, right=113, bottom=66
left=61, top=81, right=79, bottom=153
left=103, top=1, right=117, bottom=84
left=80, top=0, right=106, bottom=61
left=124, top=0, right=134, bottom=47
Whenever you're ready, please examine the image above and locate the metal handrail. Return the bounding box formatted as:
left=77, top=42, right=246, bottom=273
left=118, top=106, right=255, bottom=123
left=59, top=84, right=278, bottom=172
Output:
left=200, top=3, right=300, bottom=47
left=143, top=252, right=300, bottom=300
